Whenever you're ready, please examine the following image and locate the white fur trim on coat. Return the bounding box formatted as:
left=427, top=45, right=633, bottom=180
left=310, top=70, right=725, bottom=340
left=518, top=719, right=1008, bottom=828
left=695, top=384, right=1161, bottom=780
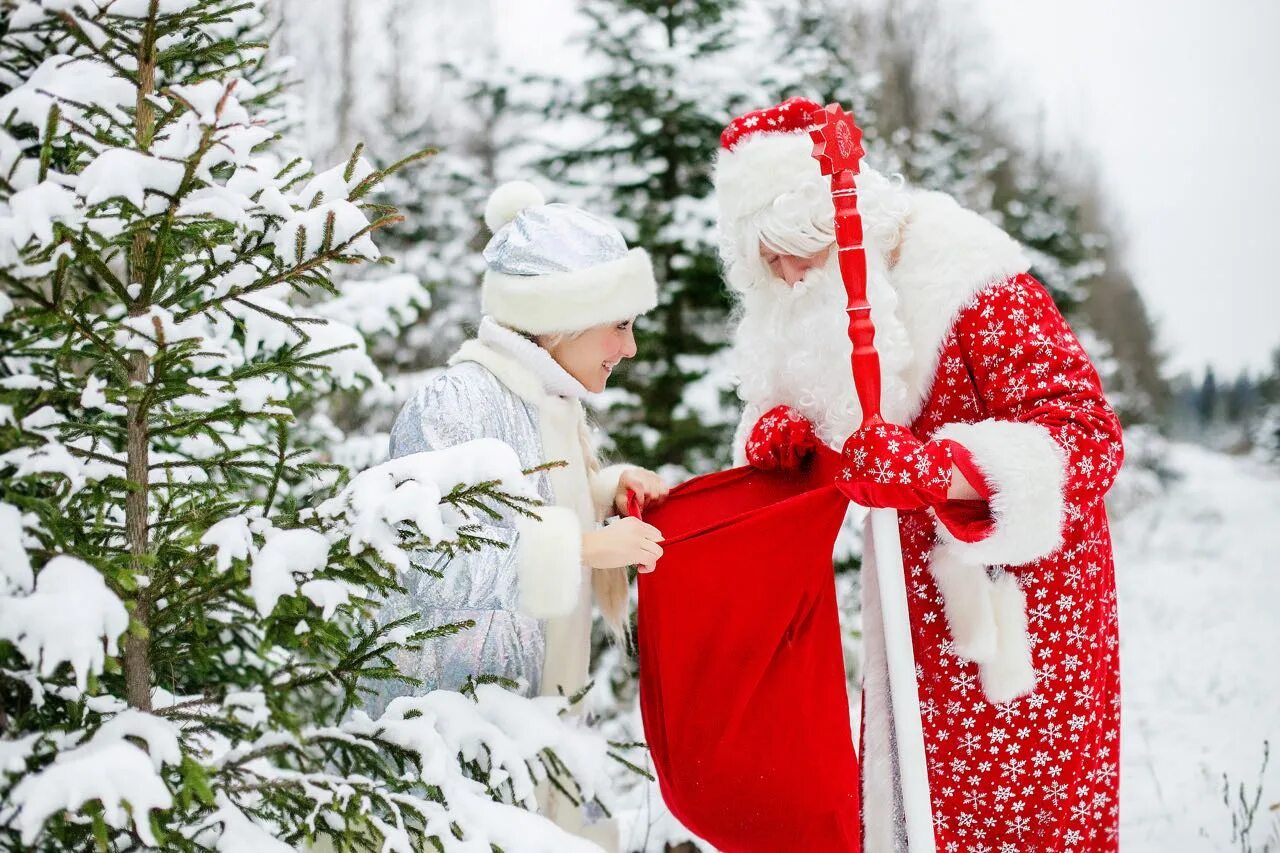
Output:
left=932, top=419, right=1068, bottom=566
left=929, top=542, right=997, bottom=664
left=859, top=515, right=907, bottom=851
left=980, top=570, right=1038, bottom=703
left=928, top=543, right=1038, bottom=704
left=514, top=505, right=583, bottom=619
left=889, top=191, right=1031, bottom=422
left=481, top=247, right=657, bottom=335
left=590, top=463, right=632, bottom=517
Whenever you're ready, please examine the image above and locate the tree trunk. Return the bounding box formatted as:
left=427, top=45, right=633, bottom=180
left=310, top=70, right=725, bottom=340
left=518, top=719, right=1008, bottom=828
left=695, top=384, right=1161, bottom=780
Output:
left=335, top=0, right=356, bottom=158
left=123, top=349, right=152, bottom=711
left=123, top=0, right=160, bottom=712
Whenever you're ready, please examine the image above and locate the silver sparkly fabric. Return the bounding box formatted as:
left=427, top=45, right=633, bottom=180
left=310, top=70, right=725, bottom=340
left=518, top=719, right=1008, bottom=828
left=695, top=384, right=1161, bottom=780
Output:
left=362, top=361, right=554, bottom=716
left=483, top=203, right=629, bottom=276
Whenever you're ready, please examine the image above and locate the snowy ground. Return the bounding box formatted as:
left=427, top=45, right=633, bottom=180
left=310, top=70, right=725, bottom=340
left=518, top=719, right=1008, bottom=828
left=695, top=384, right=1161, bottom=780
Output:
left=1118, top=443, right=1280, bottom=850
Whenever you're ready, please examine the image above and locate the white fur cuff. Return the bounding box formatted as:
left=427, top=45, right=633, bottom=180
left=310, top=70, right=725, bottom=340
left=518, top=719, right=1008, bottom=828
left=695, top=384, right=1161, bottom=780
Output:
left=934, top=419, right=1067, bottom=566
left=482, top=248, right=657, bottom=335
left=514, top=506, right=583, bottom=618
left=590, top=464, right=632, bottom=516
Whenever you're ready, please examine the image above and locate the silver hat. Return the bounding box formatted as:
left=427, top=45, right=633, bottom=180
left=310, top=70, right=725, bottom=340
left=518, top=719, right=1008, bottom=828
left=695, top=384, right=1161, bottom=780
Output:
left=478, top=181, right=657, bottom=335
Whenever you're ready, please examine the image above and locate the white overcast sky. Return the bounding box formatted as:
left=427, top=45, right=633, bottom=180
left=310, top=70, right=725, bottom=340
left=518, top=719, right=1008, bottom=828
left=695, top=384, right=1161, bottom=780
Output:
left=495, top=0, right=1280, bottom=376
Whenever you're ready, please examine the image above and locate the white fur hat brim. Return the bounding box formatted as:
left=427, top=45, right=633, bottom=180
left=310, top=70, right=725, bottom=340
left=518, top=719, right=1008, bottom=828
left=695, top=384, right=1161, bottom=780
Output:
left=715, top=130, right=822, bottom=226
left=481, top=247, right=657, bottom=335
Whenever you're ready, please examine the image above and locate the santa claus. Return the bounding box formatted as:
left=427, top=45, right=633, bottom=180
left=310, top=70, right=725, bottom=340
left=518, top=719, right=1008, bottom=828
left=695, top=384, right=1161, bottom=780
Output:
left=716, top=98, right=1124, bottom=852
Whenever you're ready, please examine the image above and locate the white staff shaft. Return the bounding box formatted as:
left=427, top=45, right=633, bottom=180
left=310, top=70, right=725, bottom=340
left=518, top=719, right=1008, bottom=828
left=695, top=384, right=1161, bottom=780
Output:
left=870, top=506, right=936, bottom=853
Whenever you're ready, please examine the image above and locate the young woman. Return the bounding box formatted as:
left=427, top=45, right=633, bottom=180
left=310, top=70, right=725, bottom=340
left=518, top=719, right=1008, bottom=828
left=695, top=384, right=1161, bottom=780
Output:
left=372, top=180, right=667, bottom=847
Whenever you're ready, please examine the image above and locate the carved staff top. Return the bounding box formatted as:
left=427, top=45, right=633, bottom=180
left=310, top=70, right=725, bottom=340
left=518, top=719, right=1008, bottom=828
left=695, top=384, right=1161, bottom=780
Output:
left=808, top=103, right=884, bottom=428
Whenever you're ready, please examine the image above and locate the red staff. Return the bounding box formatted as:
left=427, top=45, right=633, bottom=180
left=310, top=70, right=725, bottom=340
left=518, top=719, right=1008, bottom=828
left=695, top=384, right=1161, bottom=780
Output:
left=810, top=103, right=937, bottom=853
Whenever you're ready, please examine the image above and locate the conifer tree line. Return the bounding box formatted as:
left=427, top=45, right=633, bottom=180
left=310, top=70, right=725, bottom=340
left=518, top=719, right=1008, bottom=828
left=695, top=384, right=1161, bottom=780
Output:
left=274, top=0, right=1172, bottom=477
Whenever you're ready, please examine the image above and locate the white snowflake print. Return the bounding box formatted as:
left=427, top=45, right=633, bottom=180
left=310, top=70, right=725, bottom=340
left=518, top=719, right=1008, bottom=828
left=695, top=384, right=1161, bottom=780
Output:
left=892, top=274, right=1123, bottom=851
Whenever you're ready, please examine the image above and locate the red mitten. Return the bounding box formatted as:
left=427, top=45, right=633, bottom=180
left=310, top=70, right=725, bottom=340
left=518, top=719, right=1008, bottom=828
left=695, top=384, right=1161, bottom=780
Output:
left=836, top=422, right=954, bottom=510
left=745, top=406, right=819, bottom=471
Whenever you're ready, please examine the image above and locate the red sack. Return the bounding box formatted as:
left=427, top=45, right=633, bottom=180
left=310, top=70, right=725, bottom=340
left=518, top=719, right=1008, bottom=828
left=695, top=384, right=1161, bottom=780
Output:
left=635, top=450, right=860, bottom=852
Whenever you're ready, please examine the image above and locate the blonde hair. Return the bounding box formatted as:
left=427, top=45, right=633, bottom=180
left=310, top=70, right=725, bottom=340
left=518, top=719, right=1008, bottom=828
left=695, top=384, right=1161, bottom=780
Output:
left=525, top=325, right=631, bottom=643
left=529, top=328, right=585, bottom=350
left=578, top=418, right=631, bottom=644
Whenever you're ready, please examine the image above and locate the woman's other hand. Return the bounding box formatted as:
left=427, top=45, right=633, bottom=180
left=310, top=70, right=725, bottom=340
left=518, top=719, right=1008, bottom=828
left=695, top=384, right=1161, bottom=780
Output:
left=583, top=517, right=664, bottom=573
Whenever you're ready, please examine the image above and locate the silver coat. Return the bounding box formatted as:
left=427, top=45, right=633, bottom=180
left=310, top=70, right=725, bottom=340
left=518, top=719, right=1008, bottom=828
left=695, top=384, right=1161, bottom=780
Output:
left=364, top=361, right=554, bottom=715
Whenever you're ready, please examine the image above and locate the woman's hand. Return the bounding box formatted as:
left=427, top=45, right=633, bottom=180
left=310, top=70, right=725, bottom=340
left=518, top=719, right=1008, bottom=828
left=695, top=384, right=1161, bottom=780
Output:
left=614, top=467, right=669, bottom=515
left=582, top=517, right=664, bottom=573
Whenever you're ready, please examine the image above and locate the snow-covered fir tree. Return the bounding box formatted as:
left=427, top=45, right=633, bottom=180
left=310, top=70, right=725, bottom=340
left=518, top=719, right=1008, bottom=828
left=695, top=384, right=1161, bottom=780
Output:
left=0, top=2, right=615, bottom=850
left=542, top=0, right=761, bottom=475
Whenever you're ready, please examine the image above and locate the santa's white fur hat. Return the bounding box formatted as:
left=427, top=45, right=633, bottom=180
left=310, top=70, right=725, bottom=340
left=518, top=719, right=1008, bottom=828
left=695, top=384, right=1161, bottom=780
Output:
left=715, top=97, right=831, bottom=231
left=481, top=181, right=657, bottom=335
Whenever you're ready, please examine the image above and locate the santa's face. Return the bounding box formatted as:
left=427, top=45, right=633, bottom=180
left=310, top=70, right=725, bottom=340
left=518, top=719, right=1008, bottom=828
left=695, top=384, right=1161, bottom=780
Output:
left=729, top=251, right=869, bottom=446
left=727, top=173, right=915, bottom=444
left=759, top=242, right=833, bottom=287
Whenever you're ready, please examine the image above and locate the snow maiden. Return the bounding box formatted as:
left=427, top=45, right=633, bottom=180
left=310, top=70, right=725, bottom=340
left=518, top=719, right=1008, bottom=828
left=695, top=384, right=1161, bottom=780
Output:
left=370, top=180, right=668, bottom=849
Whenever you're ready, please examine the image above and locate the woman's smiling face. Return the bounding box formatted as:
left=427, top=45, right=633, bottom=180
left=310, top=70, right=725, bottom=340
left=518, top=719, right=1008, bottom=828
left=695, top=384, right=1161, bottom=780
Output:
left=543, top=318, right=638, bottom=393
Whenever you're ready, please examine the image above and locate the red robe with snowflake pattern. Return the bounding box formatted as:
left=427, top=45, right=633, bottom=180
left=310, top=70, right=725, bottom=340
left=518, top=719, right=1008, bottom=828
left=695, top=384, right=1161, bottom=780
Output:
left=861, top=271, right=1124, bottom=853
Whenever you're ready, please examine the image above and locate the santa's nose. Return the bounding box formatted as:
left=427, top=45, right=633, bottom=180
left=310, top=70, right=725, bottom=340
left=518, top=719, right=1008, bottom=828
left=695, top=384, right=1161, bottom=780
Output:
left=777, top=254, right=820, bottom=286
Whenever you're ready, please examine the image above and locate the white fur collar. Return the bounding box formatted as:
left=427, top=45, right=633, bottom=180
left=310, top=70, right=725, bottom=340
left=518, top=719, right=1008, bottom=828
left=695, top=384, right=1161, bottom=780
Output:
left=475, top=316, right=593, bottom=400
left=889, top=190, right=1030, bottom=422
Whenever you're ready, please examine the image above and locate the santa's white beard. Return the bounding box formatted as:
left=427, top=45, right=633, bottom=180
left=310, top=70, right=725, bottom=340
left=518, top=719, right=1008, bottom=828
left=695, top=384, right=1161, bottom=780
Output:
left=729, top=250, right=914, bottom=446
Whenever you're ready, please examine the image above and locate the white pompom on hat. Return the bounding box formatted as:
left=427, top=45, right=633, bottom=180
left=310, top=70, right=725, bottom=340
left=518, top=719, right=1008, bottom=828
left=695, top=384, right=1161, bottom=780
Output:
left=483, top=180, right=545, bottom=232
left=480, top=181, right=657, bottom=335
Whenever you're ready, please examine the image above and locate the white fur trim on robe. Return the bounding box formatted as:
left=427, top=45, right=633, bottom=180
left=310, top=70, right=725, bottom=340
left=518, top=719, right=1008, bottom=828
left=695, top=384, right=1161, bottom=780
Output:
left=890, top=191, right=1031, bottom=423
left=980, top=570, right=1038, bottom=703
left=932, top=419, right=1068, bottom=566
left=515, top=506, right=584, bottom=618
left=928, top=544, right=1039, bottom=704
left=590, top=463, right=632, bottom=516
left=928, top=542, right=997, bottom=664
left=859, top=515, right=907, bottom=853
left=482, top=248, right=657, bottom=336
left=514, top=504, right=586, bottom=617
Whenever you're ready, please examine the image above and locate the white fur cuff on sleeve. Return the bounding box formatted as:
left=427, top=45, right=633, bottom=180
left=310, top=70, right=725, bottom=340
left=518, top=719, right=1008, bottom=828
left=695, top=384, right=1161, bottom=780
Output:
left=589, top=464, right=633, bottom=516
left=934, top=419, right=1067, bottom=566
left=514, top=506, right=583, bottom=618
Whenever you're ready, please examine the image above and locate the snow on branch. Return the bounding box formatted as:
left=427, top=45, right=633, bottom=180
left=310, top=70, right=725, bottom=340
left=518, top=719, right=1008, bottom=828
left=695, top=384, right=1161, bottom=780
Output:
left=0, top=556, right=128, bottom=691
left=317, top=438, right=538, bottom=573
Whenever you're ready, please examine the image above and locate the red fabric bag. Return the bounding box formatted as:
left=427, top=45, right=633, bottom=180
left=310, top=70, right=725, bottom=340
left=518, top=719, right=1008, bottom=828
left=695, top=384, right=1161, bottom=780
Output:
left=634, top=449, right=860, bottom=852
